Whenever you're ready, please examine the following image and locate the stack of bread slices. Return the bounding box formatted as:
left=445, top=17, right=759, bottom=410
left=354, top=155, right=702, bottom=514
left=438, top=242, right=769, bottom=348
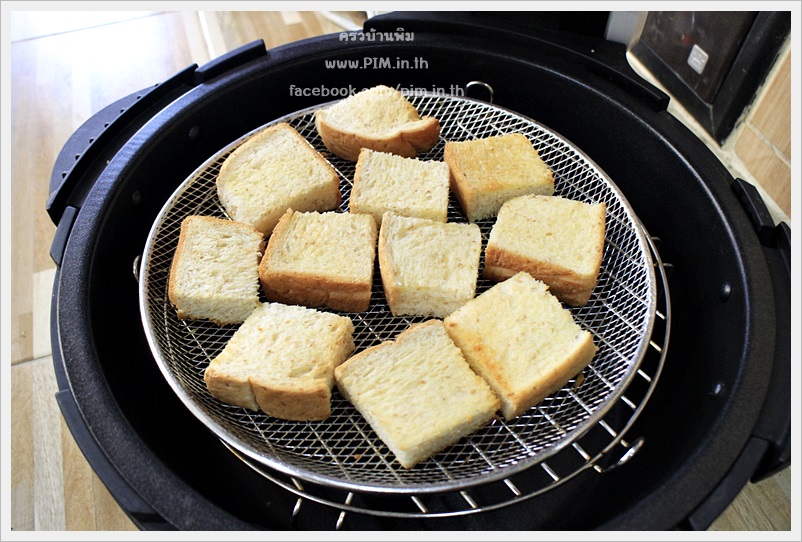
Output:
left=166, top=85, right=608, bottom=469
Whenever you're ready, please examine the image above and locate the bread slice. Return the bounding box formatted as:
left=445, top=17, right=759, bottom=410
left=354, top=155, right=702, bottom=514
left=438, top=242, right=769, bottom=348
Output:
left=443, top=132, right=554, bottom=222
left=334, top=320, right=500, bottom=469
left=259, top=209, right=378, bottom=313
left=484, top=194, right=606, bottom=306
left=378, top=212, right=481, bottom=318
left=444, top=272, right=598, bottom=420
left=315, top=85, right=440, bottom=161
left=168, top=215, right=264, bottom=325
left=204, top=302, right=355, bottom=420
left=350, top=148, right=450, bottom=225
left=216, top=122, right=341, bottom=236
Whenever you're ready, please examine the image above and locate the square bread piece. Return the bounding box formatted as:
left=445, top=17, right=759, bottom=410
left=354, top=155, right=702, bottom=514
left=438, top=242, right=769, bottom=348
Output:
left=334, top=320, right=500, bottom=469
left=350, top=148, right=450, bottom=225
left=204, top=302, right=355, bottom=421
left=259, top=209, right=378, bottom=313
left=216, top=122, right=341, bottom=236
left=168, top=215, right=264, bottom=325
left=484, top=194, right=606, bottom=306
left=444, top=272, right=598, bottom=420
left=443, top=132, right=554, bottom=222
left=378, top=211, right=482, bottom=318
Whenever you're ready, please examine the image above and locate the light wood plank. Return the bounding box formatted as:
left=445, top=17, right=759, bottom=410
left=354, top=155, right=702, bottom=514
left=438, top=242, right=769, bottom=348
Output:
left=711, top=472, right=793, bottom=531
left=11, top=363, right=35, bottom=530
left=750, top=48, right=792, bottom=159
left=32, top=267, right=56, bottom=360
left=735, top=125, right=792, bottom=218
left=30, top=358, right=65, bottom=530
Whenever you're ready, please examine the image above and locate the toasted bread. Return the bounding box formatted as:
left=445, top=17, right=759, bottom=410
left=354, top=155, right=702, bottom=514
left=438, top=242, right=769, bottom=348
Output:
left=168, top=215, right=264, bottom=325
left=378, top=212, right=482, bottom=318
left=350, top=148, right=450, bottom=225
left=443, top=132, right=554, bottom=222
left=216, top=122, right=341, bottom=236
left=315, top=85, right=440, bottom=161
left=444, top=272, right=598, bottom=419
left=484, top=194, right=606, bottom=306
left=204, top=302, right=355, bottom=420
left=334, top=320, right=500, bottom=468
left=259, top=209, right=378, bottom=313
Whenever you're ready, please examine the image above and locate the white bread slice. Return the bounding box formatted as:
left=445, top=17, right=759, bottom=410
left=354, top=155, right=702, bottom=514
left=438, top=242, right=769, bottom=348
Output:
left=204, top=302, right=355, bottom=420
left=259, top=209, right=378, bottom=313
left=334, top=320, right=500, bottom=469
left=350, top=148, right=450, bottom=225
left=444, top=272, right=598, bottom=420
left=168, top=216, right=264, bottom=325
left=216, top=122, right=341, bottom=236
left=378, top=212, right=481, bottom=318
left=315, top=85, right=440, bottom=161
left=484, top=195, right=606, bottom=306
left=443, top=132, right=554, bottom=222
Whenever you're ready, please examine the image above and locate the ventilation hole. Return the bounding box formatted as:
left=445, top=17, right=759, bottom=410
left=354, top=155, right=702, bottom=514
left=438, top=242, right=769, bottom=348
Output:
left=62, top=171, right=67, bottom=178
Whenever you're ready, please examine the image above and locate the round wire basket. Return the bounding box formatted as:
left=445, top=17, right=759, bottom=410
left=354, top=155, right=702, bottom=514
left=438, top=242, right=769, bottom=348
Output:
left=139, top=93, right=657, bottom=495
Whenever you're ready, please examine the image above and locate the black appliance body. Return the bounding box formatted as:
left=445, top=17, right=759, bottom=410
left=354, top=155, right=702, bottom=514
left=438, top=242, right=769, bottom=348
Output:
left=47, top=12, right=791, bottom=531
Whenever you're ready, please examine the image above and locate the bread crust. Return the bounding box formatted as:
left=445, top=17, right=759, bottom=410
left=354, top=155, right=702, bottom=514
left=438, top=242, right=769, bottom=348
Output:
left=443, top=141, right=477, bottom=222
left=483, top=247, right=598, bottom=306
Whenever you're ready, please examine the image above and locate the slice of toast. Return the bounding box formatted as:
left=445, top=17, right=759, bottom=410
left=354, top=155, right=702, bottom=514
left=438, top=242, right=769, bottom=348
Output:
left=315, top=85, right=440, bottom=161
left=378, top=212, right=482, bottom=318
left=334, top=320, right=500, bottom=469
left=216, top=122, right=341, bottom=236
left=484, top=194, right=606, bottom=306
left=204, top=302, right=355, bottom=421
left=168, top=215, right=264, bottom=325
left=443, top=132, right=554, bottom=222
left=444, top=272, right=598, bottom=420
left=350, top=148, right=450, bottom=225
left=259, top=209, right=378, bottom=313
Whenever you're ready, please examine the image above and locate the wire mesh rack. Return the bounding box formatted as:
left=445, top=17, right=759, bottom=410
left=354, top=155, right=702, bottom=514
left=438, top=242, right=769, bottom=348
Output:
left=139, top=93, right=660, bottom=497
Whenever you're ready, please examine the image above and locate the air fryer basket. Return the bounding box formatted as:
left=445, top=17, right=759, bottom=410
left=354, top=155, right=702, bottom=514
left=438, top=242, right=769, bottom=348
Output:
left=139, top=93, right=658, bottom=496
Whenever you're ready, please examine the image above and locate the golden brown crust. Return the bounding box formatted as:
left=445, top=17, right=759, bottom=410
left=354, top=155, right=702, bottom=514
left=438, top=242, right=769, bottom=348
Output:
left=376, top=215, right=399, bottom=314
left=315, top=111, right=440, bottom=162
left=483, top=245, right=597, bottom=306
left=251, top=379, right=333, bottom=421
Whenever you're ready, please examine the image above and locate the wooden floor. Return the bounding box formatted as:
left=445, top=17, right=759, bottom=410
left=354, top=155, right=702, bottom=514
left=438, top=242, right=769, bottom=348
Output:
left=7, top=10, right=793, bottom=532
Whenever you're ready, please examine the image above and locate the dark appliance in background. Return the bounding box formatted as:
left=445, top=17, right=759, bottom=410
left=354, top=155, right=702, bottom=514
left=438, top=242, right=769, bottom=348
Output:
left=631, top=11, right=791, bottom=143
left=47, top=11, right=791, bottom=530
